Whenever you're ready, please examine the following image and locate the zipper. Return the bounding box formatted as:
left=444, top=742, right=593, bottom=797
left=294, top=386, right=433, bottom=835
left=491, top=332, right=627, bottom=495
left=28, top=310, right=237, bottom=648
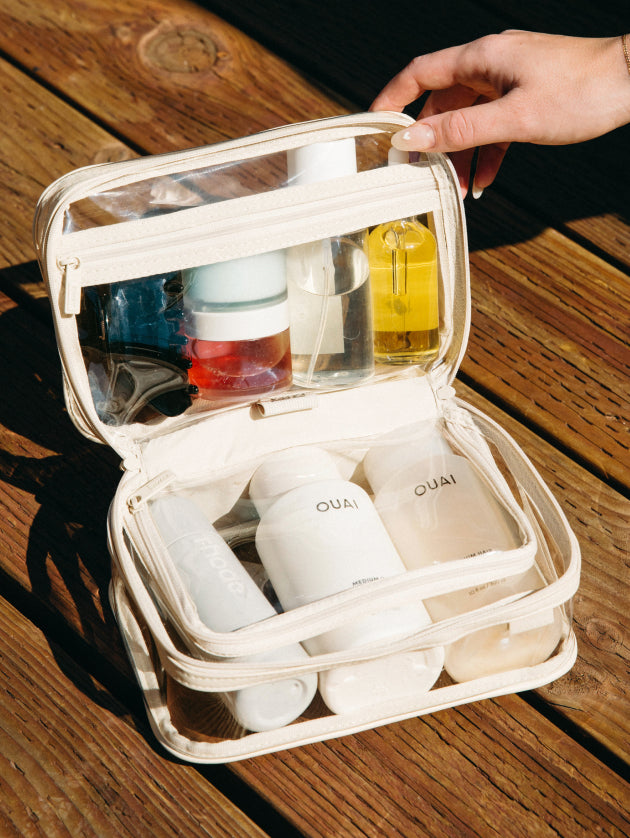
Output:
left=56, top=170, right=441, bottom=313
left=60, top=257, right=82, bottom=315
left=127, top=470, right=177, bottom=512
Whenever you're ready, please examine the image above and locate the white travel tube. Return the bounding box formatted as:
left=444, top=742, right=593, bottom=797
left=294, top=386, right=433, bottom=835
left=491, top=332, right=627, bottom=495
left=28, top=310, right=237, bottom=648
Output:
left=150, top=494, right=318, bottom=732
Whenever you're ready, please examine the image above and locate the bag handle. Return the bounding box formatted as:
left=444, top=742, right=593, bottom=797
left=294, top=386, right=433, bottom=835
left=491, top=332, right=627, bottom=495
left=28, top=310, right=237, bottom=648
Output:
left=109, top=490, right=577, bottom=691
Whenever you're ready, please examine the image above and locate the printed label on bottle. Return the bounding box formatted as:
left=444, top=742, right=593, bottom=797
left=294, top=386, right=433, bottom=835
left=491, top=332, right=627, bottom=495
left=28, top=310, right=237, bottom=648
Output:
left=315, top=497, right=361, bottom=512
left=414, top=473, right=457, bottom=496
left=287, top=279, right=344, bottom=356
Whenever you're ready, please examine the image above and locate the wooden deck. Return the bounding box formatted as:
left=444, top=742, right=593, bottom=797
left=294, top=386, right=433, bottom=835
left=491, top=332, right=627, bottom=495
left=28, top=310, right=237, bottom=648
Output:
left=0, top=0, right=628, bottom=835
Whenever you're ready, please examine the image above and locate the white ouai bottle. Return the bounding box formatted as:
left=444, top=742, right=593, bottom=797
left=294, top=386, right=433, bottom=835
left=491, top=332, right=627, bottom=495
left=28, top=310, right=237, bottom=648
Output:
left=363, top=424, right=564, bottom=683
left=249, top=446, right=444, bottom=714
left=150, top=495, right=317, bottom=732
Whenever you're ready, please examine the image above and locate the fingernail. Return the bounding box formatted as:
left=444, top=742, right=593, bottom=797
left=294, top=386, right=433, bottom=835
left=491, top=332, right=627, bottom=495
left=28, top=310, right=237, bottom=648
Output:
left=391, top=124, right=436, bottom=151
left=472, top=183, right=484, bottom=199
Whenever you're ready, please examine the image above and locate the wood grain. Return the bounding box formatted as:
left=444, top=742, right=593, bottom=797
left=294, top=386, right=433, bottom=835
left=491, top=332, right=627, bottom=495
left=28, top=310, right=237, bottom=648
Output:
left=237, top=695, right=630, bottom=838
left=0, top=0, right=340, bottom=153
left=455, top=382, right=630, bottom=763
left=465, top=191, right=630, bottom=488
left=0, top=592, right=269, bottom=838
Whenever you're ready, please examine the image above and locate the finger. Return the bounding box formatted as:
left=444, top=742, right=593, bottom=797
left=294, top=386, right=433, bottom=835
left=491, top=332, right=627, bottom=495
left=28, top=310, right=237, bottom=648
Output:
left=448, top=148, right=477, bottom=197
left=420, top=84, right=483, bottom=119
left=473, top=142, right=511, bottom=191
left=391, top=94, right=521, bottom=152
left=370, top=43, right=473, bottom=111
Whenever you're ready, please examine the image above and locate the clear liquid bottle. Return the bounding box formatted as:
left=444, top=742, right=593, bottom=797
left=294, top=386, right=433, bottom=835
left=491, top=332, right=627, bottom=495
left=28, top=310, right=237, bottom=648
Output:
left=286, top=139, right=374, bottom=388
left=150, top=494, right=317, bottom=731
left=182, top=251, right=292, bottom=404
left=368, top=149, right=439, bottom=365
left=363, top=424, right=563, bottom=682
left=249, top=446, right=444, bottom=714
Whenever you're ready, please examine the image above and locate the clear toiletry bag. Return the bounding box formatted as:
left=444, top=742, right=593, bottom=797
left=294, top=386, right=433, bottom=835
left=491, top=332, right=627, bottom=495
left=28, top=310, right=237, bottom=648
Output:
left=34, top=113, right=580, bottom=763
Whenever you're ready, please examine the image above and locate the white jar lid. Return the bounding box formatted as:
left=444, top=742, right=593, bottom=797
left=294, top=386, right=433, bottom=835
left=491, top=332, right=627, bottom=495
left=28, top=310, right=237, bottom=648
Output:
left=187, top=298, right=289, bottom=342
left=249, top=446, right=341, bottom=515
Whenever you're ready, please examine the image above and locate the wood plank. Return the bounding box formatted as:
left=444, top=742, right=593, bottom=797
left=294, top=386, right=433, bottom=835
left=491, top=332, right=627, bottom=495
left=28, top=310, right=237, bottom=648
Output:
left=0, top=292, right=125, bottom=669
left=237, top=695, right=630, bottom=838
left=0, top=56, right=134, bottom=313
left=0, top=0, right=340, bottom=153
left=455, top=382, right=630, bottom=765
left=0, top=592, right=270, bottom=838
left=465, top=191, right=630, bottom=489
left=3, top=535, right=629, bottom=838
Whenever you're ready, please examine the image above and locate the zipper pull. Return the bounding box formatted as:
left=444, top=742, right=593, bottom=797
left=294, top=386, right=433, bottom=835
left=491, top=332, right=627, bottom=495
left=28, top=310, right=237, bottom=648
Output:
left=60, top=257, right=82, bottom=315
left=127, top=471, right=177, bottom=513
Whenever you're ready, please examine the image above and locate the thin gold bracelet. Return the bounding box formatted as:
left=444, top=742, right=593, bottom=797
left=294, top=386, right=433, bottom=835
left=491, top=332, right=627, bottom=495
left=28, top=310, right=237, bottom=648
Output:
left=622, top=34, right=630, bottom=76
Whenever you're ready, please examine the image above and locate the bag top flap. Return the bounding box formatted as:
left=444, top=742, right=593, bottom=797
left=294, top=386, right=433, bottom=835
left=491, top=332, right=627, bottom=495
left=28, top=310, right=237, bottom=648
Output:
left=33, top=112, right=470, bottom=465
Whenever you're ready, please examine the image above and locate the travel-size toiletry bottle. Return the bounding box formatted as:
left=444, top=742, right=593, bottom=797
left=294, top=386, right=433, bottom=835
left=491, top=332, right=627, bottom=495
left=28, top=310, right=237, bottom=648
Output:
left=368, top=149, right=440, bottom=364
left=363, top=424, right=563, bottom=682
left=286, top=139, right=374, bottom=388
left=182, top=251, right=292, bottom=404
left=249, top=446, right=444, bottom=714
left=150, top=495, right=317, bottom=732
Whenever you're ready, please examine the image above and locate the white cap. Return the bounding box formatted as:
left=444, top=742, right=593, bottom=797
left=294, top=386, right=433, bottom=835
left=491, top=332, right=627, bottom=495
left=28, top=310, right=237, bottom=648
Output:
left=287, top=138, right=357, bottom=186
left=388, top=146, right=409, bottom=166
left=183, top=250, right=287, bottom=307
left=224, top=665, right=317, bottom=733
left=318, top=647, right=444, bottom=714
left=249, top=446, right=341, bottom=515
left=186, top=299, right=289, bottom=341
left=363, top=424, right=453, bottom=494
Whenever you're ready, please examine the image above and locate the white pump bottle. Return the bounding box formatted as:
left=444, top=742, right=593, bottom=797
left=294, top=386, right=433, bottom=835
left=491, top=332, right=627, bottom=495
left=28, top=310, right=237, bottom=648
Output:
left=363, top=424, right=563, bottom=682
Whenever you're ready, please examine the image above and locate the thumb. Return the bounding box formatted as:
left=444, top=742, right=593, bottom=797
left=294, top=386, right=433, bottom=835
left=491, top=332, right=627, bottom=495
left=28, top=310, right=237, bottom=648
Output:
left=391, top=97, right=519, bottom=153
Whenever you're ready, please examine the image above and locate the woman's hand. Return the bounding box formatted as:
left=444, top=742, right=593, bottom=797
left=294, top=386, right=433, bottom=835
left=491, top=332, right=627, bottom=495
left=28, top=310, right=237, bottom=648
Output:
left=371, top=31, right=630, bottom=196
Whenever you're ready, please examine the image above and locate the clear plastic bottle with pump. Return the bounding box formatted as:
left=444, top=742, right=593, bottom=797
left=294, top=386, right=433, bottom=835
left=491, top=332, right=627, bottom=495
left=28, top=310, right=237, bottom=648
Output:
left=150, top=494, right=317, bottom=732
left=368, top=149, right=440, bottom=365
left=182, top=250, right=292, bottom=404
left=249, top=445, right=444, bottom=714
left=363, top=424, right=563, bottom=682
left=285, top=139, right=374, bottom=388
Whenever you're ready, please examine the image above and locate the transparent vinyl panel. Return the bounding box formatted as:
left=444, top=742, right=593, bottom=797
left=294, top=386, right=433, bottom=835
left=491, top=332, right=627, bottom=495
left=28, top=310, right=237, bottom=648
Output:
left=77, top=210, right=444, bottom=426
left=63, top=133, right=394, bottom=234
left=136, top=420, right=570, bottom=733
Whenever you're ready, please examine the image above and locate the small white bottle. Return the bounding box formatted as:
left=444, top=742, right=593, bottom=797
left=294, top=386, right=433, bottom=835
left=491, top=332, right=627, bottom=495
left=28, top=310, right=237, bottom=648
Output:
left=286, top=139, right=374, bottom=388
left=363, top=424, right=563, bottom=682
left=150, top=495, right=317, bottom=732
left=249, top=446, right=444, bottom=714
